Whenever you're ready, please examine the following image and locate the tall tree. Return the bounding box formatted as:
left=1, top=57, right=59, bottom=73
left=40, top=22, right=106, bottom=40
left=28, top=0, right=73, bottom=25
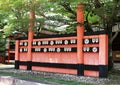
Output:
left=50, top=0, right=120, bottom=70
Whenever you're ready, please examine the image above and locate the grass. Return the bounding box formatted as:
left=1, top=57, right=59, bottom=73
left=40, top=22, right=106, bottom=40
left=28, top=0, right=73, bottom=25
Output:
left=0, top=69, right=94, bottom=85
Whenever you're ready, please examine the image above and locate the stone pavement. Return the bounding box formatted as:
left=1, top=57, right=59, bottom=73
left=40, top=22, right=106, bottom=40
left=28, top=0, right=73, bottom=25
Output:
left=0, top=64, right=14, bottom=69
left=0, top=64, right=63, bottom=85
left=0, top=76, right=56, bottom=85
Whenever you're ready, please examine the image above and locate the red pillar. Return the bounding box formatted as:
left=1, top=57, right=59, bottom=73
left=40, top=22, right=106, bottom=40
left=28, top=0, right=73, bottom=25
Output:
left=27, top=10, right=35, bottom=70
left=77, top=3, right=84, bottom=76
left=99, top=34, right=108, bottom=77
left=7, top=38, right=10, bottom=63
left=15, top=40, right=20, bottom=69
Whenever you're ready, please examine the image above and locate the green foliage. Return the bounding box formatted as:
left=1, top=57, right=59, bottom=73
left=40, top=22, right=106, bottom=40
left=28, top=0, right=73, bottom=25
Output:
left=0, top=32, right=5, bottom=56
left=0, top=0, right=120, bottom=35
left=3, top=24, right=15, bottom=36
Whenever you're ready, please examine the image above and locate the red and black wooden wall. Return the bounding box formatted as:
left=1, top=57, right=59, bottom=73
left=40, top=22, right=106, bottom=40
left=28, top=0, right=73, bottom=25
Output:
left=15, top=31, right=108, bottom=78
left=15, top=4, right=108, bottom=78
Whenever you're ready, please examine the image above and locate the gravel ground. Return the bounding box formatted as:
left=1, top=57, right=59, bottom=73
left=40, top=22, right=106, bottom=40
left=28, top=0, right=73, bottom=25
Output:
left=0, top=63, right=120, bottom=85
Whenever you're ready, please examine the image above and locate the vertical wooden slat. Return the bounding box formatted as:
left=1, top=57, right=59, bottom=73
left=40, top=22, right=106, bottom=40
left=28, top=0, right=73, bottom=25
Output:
left=99, top=34, right=108, bottom=77
left=99, top=34, right=108, bottom=65
left=15, top=40, right=20, bottom=69
left=27, top=10, right=35, bottom=70
left=77, top=3, right=84, bottom=76
left=15, top=40, right=20, bottom=61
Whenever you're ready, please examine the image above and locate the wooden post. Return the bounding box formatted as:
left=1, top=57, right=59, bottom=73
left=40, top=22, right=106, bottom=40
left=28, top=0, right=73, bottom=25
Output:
left=77, top=3, right=84, bottom=76
left=15, top=40, right=20, bottom=69
left=7, top=38, right=10, bottom=64
left=29, top=10, right=35, bottom=32
left=27, top=10, right=35, bottom=70
left=99, top=34, right=108, bottom=77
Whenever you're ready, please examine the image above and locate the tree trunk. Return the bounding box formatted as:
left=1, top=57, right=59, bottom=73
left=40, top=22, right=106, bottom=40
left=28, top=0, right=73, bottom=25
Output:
left=107, top=25, right=114, bottom=71
left=111, top=32, right=119, bottom=43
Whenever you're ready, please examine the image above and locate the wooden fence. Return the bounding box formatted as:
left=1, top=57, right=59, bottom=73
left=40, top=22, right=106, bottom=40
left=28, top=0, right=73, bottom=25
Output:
left=15, top=4, right=108, bottom=78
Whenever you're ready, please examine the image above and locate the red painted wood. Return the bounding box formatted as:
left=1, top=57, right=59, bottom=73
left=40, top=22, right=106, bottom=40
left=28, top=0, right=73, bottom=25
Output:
left=20, top=65, right=27, bottom=70
left=32, top=66, right=77, bottom=75
left=32, top=52, right=77, bottom=64
left=77, top=3, right=84, bottom=64
left=99, top=34, right=108, bottom=65
left=15, top=40, right=19, bottom=61
left=84, top=70, right=99, bottom=77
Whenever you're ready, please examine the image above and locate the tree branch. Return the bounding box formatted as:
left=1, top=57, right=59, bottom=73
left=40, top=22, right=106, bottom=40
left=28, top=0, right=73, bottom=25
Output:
left=39, top=13, right=71, bottom=25
left=59, top=2, right=76, bottom=17
left=111, top=23, right=120, bottom=43
left=94, top=0, right=103, bottom=8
